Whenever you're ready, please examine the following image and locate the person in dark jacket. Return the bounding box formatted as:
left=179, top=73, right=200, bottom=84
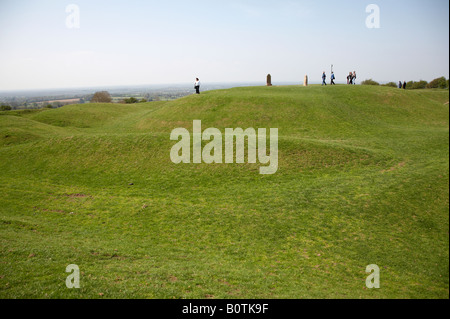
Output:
left=322, top=72, right=327, bottom=86
left=403, top=81, right=406, bottom=89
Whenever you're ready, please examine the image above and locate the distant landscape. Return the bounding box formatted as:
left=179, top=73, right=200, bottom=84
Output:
left=0, top=82, right=272, bottom=109
left=0, top=84, right=198, bottom=109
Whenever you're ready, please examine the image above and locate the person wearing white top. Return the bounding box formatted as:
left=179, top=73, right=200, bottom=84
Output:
left=194, top=78, right=200, bottom=94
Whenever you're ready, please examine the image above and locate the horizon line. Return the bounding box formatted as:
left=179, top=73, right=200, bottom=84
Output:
left=0, top=79, right=421, bottom=94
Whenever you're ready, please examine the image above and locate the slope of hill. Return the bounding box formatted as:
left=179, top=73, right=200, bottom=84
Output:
left=0, top=85, right=448, bottom=298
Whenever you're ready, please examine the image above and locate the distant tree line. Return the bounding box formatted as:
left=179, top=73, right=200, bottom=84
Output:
left=118, top=97, right=147, bottom=104
left=0, top=87, right=193, bottom=111
left=361, top=76, right=449, bottom=89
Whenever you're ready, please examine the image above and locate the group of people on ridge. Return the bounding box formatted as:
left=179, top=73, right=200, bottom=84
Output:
left=398, top=81, right=407, bottom=89
left=347, top=71, right=357, bottom=85
left=322, top=71, right=356, bottom=86
left=196, top=70, right=362, bottom=93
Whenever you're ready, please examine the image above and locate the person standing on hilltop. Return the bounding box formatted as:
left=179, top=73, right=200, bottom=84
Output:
left=330, top=72, right=336, bottom=85
left=322, top=72, right=327, bottom=86
left=195, top=78, right=201, bottom=94
left=352, top=71, right=357, bottom=85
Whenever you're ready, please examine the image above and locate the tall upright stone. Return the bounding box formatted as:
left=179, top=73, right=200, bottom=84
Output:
left=266, top=74, right=272, bottom=86
left=303, top=75, right=308, bottom=87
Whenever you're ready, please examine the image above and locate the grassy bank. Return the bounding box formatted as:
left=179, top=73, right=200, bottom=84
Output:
left=0, top=85, right=448, bottom=298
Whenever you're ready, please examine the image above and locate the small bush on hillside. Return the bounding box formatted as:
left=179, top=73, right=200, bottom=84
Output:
left=124, top=97, right=138, bottom=104
left=1, top=104, right=12, bottom=111
left=91, top=91, right=112, bottom=103
left=406, top=80, right=428, bottom=90
left=382, top=82, right=398, bottom=88
left=426, top=77, right=448, bottom=89
left=361, top=79, right=380, bottom=86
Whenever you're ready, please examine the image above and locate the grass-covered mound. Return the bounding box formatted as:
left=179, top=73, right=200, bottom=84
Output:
left=0, top=85, right=448, bottom=298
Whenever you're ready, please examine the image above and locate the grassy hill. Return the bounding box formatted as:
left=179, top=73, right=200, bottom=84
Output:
left=0, top=85, right=448, bottom=298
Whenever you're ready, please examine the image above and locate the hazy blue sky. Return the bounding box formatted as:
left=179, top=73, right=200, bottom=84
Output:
left=0, top=0, right=448, bottom=90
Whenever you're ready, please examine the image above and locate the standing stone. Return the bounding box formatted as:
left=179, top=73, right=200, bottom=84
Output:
left=303, top=75, right=308, bottom=87
left=267, top=74, right=272, bottom=86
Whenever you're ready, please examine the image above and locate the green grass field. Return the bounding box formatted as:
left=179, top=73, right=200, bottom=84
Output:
left=0, top=85, right=448, bottom=299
